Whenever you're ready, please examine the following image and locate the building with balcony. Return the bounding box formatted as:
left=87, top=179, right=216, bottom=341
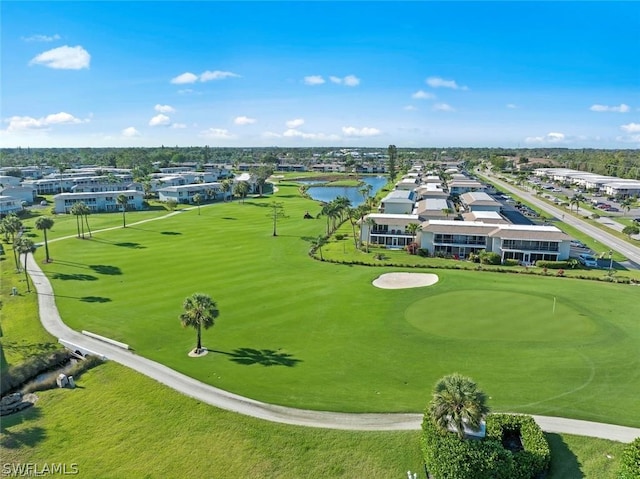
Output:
left=53, top=190, right=144, bottom=214
left=359, top=214, right=421, bottom=248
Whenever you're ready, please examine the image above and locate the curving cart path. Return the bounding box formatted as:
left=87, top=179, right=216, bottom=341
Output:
left=22, top=226, right=640, bottom=442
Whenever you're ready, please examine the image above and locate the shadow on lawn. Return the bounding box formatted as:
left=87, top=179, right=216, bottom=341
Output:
left=89, top=264, right=122, bottom=275
left=213, top=348, right=302, bottom=367
left=51, top=273, right=98, bottom=281
left=0, top=408, right=46, bottom=450
left=90, top=238, right=146, bottom=249
left=160, top=231, right=182, bottom=235
left=545, top=433, right=584, bottom=478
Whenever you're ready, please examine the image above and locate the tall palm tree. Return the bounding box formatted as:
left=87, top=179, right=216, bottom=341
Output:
left=310, top=235, right=327, bottom=260
left=117, top=194, right=129, bottom=227
left=406, top=222, right=420, bottom=245
left=233, top=181, right=249, bottom=203
left=221, top=180, right=232, bottom=202
left=359, top=183, right=373, bottom=203
left=621, top=198, right=634, bottom=217
left=569, top=193, right=585, bottom=213
left=364, top=216, right=377, bottom=253
left=428, top=373, right=489, bottom=440
left=179, top=293, right=219, bottom=354
left=16, top=237, right=35, bottom=292
left=193, top=193, right=203, bottom=215
left=35, top=216, right=54, bottom=263
left=81, top=203, right=93, bottom=238
left=1, top=214, right=23, bottom=269
left=70, top=202, right=85, bottom=238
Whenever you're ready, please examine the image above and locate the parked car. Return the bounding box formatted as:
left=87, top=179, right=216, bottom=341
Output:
left=578, top=253, right=598, bottom=268
left=607, top=207, right=619, bottom=212
left=570, top=240, right=587, bottom=249
left=633, top=218, right=640, bottom=224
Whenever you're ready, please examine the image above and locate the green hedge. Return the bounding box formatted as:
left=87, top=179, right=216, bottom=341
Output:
left=422, top=416, right=514, bottom=479
left=422, top=414, right=549, bottom=479
left=618, top=437, right=640, bottom=479
left=534, top=260, right=571, bottom=269
left=486, top=414, right=550, bottom=479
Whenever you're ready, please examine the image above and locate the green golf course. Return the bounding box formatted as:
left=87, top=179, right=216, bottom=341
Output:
left=28, top=182, right=640, bottom=427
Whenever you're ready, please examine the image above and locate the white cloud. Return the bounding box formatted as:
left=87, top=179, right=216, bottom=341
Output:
left=178, top=89, right=196, bottom=95
left=200, top=128, right=235, bottom=139
left=616, top=134, right=640, bottom=144
left=171, top=72, right=199, bottom=84
left=433, top=103, right=455, bottom=112
left=282, top=129, right=340, bottom=141
left=404, top=105, right=417, bottom=111
left=122, top=127, right=140, bottom=137
left=341, top=126, right=381, bottom=137
left=328, top=75, right=360, bottom=86
left=506, top=103, right=517, bottom=109
left=590, top=104, right=630, bottom=113
left=200, top=70, right=240, bottom=82
left=304, top=75, right=325, bottom=85
left=525, top=132, right=566, bottom=144
left=155, top=104, right=175, bottom=113
left=23, top=34, right=61, bottom=42
left=234, top=116, right=256, bottom=125
left=621, top=123, right=640, bottom=133
left=149, top=114, right=171, bottom=127
left=426, top=76, right=467, bottom=90
left=285, top=118, right=305, bottom=129
left=171, top=123, right=187, bottom=129
left=29, top=45, right=90, bottom=70
left=412, top=90, right=435, bottom=100
left=5, top=112, right=85, bottom=131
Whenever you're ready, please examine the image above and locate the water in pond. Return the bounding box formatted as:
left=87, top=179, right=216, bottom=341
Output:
left=305, top=176, right=388, bottom=206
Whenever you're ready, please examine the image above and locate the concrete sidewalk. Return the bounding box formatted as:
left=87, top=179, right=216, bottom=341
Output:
left=25, top=254, right=640, bottom=442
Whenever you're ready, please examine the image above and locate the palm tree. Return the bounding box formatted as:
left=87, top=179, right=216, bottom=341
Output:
left=1, top=214, right=23, bottom=269
left=193, top=193, right=203, bottom=215
left=428, top=373, right=490, bottom=440
left=179, top=293, right=219, bottom=354
left=16, top=237, right=35, bottom=292
left=221, top=180, right=232, bottom=202
left=117, top=194, right=129, bottom=227
left=406, top=222, right=420, bottom=245
left=569, top=193, right=585, bottom=213
left=364, top=216, right=377, bottom=253
left=359, top=183, right=372, bottom=203
left=621, top=198, right=634, bottom=217
left=81, top=203, right=93, bottom=238
left=35, top=216, right=54, bottom=263
left=310, top=235, right=328, bottom=260
left=442, top=208, right=453, bottom=219
left=70, top=202, right=84, bottom=238
left=233, top=181, right=249, bottom=203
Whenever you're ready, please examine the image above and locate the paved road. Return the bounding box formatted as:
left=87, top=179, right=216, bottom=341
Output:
left=21, top=222, right=640, bottom=442
left=480, top=171, right=640, bottom=267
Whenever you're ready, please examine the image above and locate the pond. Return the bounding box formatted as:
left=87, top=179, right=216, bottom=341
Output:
left=304, top=176, right=388, bottom=206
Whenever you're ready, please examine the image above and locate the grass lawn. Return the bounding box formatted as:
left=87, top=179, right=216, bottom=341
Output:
left=1, top=361, right=627, bottom=479
left=20, top=183, right=639, bottom=427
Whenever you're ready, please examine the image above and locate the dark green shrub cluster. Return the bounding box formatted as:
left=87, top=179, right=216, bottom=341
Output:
left=535, top=260, right=571, bottom=269
left=479, top=251, right=501, bottom=265
left=486, top=414, right=550, bottom=479
left=417, top=248, right=429, bottom=257
left=1, top=349, right=69, bottom=395
left=618, top=437, right=640, bottom=479
left=422, top=416, right=514, bottom=479
left=422, top=414, right=549, bottom=479
left=502, top=259, right=520, bottom=266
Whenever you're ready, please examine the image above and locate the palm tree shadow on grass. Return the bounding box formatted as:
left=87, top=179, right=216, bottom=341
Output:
left=51, top=273, right=98, bottom=281
left=89, top=264, right=122, bottom=275
left=213, top=348, right=302, bottom=367
left=0, top=408, right=46, bottom=449
left=545, top=433, right=584, bottom=478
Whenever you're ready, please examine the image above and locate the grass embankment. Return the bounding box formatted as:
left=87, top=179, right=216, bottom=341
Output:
left=17, top=183, right=640, bottom=427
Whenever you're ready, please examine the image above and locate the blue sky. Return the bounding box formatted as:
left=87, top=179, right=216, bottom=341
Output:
left=1, top=1, right=639, bottom=149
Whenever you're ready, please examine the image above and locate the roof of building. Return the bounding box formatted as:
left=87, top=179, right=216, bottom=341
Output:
left=462, top=211, right=508, bottom=224
left=382, top=189, right=414, bottom=202
left=460, top=191, right=499, bottom=206
left=415, top=198, right=449, bottom=211
left=423, top=220, right=570, bottom=241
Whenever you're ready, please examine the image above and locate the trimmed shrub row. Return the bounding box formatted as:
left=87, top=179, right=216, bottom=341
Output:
left=486, top=414, right=550, bottom=479
left=421, top=414, right=549, bottom=479
left=534, top=260, right=572, bottom=269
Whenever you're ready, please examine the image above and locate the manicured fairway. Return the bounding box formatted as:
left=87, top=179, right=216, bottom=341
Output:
left=32, top=183, right=640, bottom=427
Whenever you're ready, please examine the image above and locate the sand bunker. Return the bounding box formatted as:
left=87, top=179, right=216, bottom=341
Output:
left=372, top=272, right=439, bottom=289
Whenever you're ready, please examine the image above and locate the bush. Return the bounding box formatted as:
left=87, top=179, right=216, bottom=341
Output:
left=503, top=259, right=520, bottom=266
left=422, top=416, right=515, bottom=479
left=479, top=251, right=501, bottom=265
left=486, top=414, right=550, bottom=479
left=334, top=234, right=345, bottom=240
left=535, top=260, right=571, bottom=269
left=417, top=248, right=429, bottom=257
left=618, top=437, right=640, bottom=479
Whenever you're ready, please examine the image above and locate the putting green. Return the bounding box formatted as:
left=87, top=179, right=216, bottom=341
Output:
left=406, top=290, right=598, bottom=341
